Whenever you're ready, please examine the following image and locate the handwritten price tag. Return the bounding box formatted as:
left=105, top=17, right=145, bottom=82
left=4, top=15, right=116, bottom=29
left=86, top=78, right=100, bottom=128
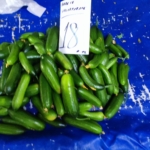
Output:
left=59, top=0, right=91, bottom=55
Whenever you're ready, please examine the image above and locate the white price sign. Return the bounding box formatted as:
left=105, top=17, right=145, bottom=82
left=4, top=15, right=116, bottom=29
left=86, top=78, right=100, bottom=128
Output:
left=59, top=0, right=91, bottom=55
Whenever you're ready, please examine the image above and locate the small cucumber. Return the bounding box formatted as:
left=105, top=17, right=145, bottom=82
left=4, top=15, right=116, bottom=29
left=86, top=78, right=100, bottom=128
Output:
left=79, top=111, right=104, bottom=121
left=0, top=123, right=25, bottom=135
left=79, top=102, right=93, bottom=112
left=63, top=114, right=103, bottom=134
left=89, top=68, right=108, bottom=107
left=4, top=62, right=22, bottom=95
left=104, top=93, right=124, bottom=119
left=12, top=73, right=31, bottom=110
left=118, top=63, right=130, bottom=85
left=46, top=26, right=59, bottom=54
left=39, top=73, right=53, bottom=109
left=9, top=109, right=45, bottom=131
left=79, top=65, right=106, bottom=91
left=6, top=42, right=20, bottom=67
left=19, top=52, right=36, bottom=76
left=105, top=34, right=113, bottom=47
left=77, top=87, right=102, bottom=107
left=66, top=54, right=79, bottom=73
left=54, top=51, right=73, bottom=70
left=99, top=64, right=114, bottom=95
left=52, top=90, right=65, bottom=117
left=25, top=83, right=39, bottom=97
left=40, top=58, right=61, bottom=94
left=32, top=96, right=57, bottom=121
left=61, top=74, right=79, bottom=116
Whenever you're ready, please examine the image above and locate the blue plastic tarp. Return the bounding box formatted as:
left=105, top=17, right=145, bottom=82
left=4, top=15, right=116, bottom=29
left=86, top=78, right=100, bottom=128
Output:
left=0, top=0, right=150, bottom=149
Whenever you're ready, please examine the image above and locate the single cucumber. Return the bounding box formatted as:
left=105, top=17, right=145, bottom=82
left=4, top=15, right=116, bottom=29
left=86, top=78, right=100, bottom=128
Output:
left=25, top=50, right=41, bottom=60
left=66, top=54, right=79, bottom=73
left=20, top=32, right=32, bottom=39
left=79, top=111, right=104, bottom=121
left=69, top=69, right=87, bottom=89
left=61, top=74, right=79, bottom=116
left=98, top=51, right=109, bottom=66
left=25, top=83, right=39, bottom=97
left=79, top=102, right=93, bottom=112
left=19, top=52, right=36, bottom=76
left=104, top=93, right=124, bottom=119
left=9, top=109, right=45, bottom=131
left=39, top=73, right=53, bottom=109
left=110, top=72, right=119, bottom=95
left=77, top=87, right=102, bottom=107
left=116, top=44, right=130, bottom=59
left=108, top=44, right=122, bottom=57
left=63, top=114, right=103, bottom=134
left=99, top=64, right=114, bottom=95
left=54, top=51, right=73, bottom=70
left=4, top=62, right=22, bottom=95
left=40, top=58, right=61, bottom=94
left=0, top=96, right=11, bottom=108
left=46, top=26, right=59, bottom=54
left=12, top=73, right=31, bottom=110
left=89, top=68, right=108, bottom=107
left=90, top=26, right=98, bottom=42
left=0, top=123, right=25, bottom=135
left=95, top=37, right=105, bottom=52
left=105, top=34, right=113, bottom=47
left=27, top=34, right=44, bottom=45
left=118, top=63, right=130, bottom=85
left=105, top=57, right=118, bottom=70
left=85, top=54, right=102, bottom=69
left=6, top=42, right=20, bottom=67
left=32, top=96, right=57, bottom=121
left=34, top=42, right=46, bottom=56
left=52, top=90, right=65, bottom=117
left=41, top=54, right=57, bottom=73
left=89, top=43, right=103, bottom=54
left=79, top=65, right=106, bottom=91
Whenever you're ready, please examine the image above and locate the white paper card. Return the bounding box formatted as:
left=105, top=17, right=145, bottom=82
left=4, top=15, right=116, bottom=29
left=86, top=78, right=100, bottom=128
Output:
left=59, top=0, right=91, bottom=55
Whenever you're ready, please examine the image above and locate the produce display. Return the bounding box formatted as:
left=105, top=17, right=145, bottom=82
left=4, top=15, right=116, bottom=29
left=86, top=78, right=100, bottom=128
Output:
left=0, top=25, right=130, bottom=135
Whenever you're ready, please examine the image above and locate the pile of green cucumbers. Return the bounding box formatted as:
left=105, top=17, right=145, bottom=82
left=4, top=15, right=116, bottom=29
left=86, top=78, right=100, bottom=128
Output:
left=0, top=25, right=130, bottom=135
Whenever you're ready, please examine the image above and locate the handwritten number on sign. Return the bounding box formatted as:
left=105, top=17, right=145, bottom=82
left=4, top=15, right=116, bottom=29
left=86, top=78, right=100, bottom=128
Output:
left=60, top=22, right=78, bottom=49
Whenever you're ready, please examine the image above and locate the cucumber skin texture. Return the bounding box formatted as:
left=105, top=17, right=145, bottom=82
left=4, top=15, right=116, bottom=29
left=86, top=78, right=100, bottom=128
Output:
left=39, top=73, right=53, bottom=109
left=99, top=64, right=114, bottom=95
left=66, top=54, right=79, bottom=73
left=77, top=87, right=102, bottom=107
left=52, top=90, right=65, bottom=117
left=6, top=43, right=20, bottom=66
left=79, top=111, right=104, bottom=121
left=12, top=73, right=31, bottom=110
left=104, top=93, right=124, bottom=119
left=63, top=114, right=103, bottom=134
left=61, top=74, right=79, bottom=116
left=0, top=123, right=25, bottom=135
left=118, top=63, right=130, bottom=86
left=79, top=65, right=105, bottom=90
left=89, top=68, right=108, bottom=107
left=40, top=58, right=61, bottom=94
left=54, top=51, right=73, bottom=70
left=4, top=63, right=22, bottom=95
left=9, top=109, right=45, bottom=131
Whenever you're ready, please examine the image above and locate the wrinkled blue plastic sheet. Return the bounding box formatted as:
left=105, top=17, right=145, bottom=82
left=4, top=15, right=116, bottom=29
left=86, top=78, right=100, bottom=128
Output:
left=0, top=0, right=150, bottom=149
